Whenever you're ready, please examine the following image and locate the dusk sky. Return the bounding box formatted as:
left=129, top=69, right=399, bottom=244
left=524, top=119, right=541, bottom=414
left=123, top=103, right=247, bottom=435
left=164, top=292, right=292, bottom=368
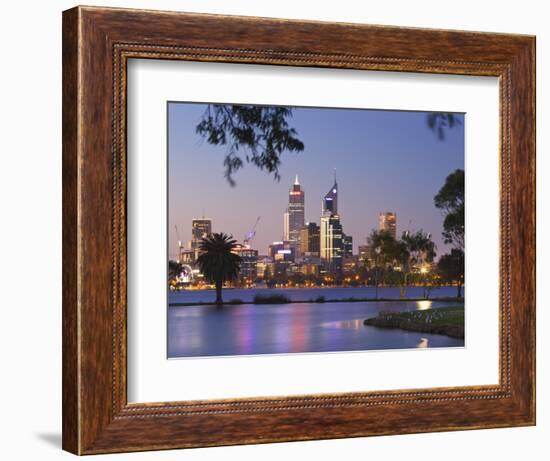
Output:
left=168, top=103, right=464, bottom=260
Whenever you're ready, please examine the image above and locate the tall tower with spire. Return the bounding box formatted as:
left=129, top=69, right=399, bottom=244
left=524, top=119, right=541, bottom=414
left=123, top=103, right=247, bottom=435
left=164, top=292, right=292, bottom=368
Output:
left=283, top=175, right=305, bottom=252
left=320, top=170, right=343, bottom=274
left=323, top=169, right=338, bottom=215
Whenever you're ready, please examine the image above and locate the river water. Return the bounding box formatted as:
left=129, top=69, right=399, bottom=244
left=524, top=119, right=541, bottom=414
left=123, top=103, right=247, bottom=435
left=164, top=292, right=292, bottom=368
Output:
left=168, top=287, right=464, bottom=358
left=169, top=285, right=461, bottom=304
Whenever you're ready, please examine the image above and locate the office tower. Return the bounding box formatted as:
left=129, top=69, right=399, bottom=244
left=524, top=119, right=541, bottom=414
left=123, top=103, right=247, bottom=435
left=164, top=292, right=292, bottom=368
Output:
left=283, top=211, right=290, bottom=241
left=320, top=171, right=344, bottom=274
left=190, top=218, right=212, bottom=250
left=343, top=234, right=353, bottom=257
left=300, top=222, right=320, bottom=256
left=232, top=244, right=259, bottom=284
left=268, top=241, right=295, bottom=262
left=322, top=170, right=338, bottom=215
left=320, top=212, right=344, bottom=274
left=379, top=212, right=397, bottom=239
left=283, top=175, right=305, bottom=248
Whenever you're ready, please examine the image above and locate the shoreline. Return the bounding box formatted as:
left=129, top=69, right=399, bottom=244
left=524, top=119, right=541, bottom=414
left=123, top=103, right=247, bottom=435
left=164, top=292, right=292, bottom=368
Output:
left=171, top=285, right=460, bottom=292
left=169, top=296, right=464, bottom=307
left=364, top=306, right=465, bottom=339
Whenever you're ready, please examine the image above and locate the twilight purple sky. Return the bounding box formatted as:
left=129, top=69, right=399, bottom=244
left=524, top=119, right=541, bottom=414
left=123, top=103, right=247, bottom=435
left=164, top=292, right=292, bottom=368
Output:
left=168, top=103, right=464, bottom=260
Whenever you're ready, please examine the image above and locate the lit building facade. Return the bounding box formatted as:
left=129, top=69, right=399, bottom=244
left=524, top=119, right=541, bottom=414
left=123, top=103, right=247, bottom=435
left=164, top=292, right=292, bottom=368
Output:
left=268, top=241, right=295, bottom=262
left=343, top=255, right=359, bottom=275
left=179, top=249, right=196, bottom=265
left=283, top=211, right=290, bottom=241
left=358, top=244, right=372, bottom=267
left=343, top=234, right=353, bottom=257
left=319, top=172, right=345, bottom=274
left=322, top=171, right=338, bottom=215
left=283, top=175, right=305, bottom=250
left=256, top=256, right=275, bottom=280
left=320, top=212, right=344, bottom=274
left=299, top=262, right=321, bottom=277
left=233, top=244, right=258, bottom=284
left=190, top=218, right=212, bottom=250
left=299, top=222, right=320, bottom=256
left=379, top=212, right=397, bottom=239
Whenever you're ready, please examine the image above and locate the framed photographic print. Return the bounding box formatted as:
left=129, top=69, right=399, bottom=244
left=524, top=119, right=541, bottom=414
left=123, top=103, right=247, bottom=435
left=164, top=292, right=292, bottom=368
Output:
left=62, top=6, right=535, bottom=455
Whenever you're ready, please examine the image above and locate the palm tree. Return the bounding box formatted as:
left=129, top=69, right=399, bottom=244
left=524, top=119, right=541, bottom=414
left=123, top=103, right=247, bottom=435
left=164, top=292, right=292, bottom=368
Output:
left=196, top=233, right=241, bottom=305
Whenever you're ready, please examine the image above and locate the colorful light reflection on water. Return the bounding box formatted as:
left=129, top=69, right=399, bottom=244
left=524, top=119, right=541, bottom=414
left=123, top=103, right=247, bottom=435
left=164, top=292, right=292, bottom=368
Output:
left=168, top=296, right=463, bottom=358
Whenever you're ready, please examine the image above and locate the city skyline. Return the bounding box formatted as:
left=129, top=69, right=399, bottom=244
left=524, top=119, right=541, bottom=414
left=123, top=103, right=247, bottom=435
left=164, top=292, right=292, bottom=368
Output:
left=174, top=173, right=389, bottom=262
left=168, top=103, right=464, bottom=260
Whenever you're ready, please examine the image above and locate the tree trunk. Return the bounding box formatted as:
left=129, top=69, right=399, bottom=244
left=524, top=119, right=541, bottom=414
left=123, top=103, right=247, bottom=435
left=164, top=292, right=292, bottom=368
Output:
left=215, top=279, right=223, bottom=305
left=400, top=273, right=408, bottom=299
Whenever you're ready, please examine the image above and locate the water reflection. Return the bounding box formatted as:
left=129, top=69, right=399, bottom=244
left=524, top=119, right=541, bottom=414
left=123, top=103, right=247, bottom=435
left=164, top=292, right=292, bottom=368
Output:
left=320, top=319, right=365, bottom=330
left=416, top=337, right=429, bottom=348
left=416, top=300, right=432, bottom=310
left=168, top=298, right=464, bottom=358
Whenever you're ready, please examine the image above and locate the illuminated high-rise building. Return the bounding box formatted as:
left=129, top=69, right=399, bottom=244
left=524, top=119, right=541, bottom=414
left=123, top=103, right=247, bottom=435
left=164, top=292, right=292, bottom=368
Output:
left=268, top=241, right=295, bottom=261
left=320, top=213, right=344, bottom=274
left=232, top=244, right=258, bottom=284
left=190, top=218, right=212, bottom=250
left=300, top=222, right=320, bottom=256
left=322, top=169, right=338, bottom=215
left=283, top=211, right=290, bottom=241
left=283, top=175, right=305, bottom=249
left=320, top=171, right=344, bottom=274
left=343, top=234, right=353, bottom=257
left=379, top=212, right=397, bottom=239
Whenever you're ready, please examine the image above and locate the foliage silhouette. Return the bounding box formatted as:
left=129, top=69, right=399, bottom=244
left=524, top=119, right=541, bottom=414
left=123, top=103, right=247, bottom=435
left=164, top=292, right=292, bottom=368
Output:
left=434, top=169, right=465, bottom=249
left=400, top=230, right=437, bottom=297
left=196, top=104, right=305, bottom=186
left=437, top=249, right=465, bottom=298
left=194, top=105, right=460, bottom=185
left=401, top=230, right=436, bottom=266
left=427, top=113, right=461, bottom=140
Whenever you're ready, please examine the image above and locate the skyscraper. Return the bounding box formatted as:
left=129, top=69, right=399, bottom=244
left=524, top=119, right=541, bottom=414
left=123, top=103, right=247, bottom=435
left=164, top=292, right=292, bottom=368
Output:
left=190, top=218, right=212, bottom=250
left=343, top=234, right=353, bottom=257
left=320, top=171, right=343, bottom=274
left=283, top=175, right=305, bottom=249
left=300, top=222, right=320, bottom=256
left=379, top=212, right=397, bottom=239
left=322, top=169, right=338, bottom=215
left=320, top=213, right=344, bottom=274
left=283, top=211, right=290, bottom=241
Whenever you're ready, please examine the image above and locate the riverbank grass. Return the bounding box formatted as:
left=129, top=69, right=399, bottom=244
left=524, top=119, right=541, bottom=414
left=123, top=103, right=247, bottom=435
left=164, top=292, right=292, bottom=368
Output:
left=364, top=306, right=464, bottom=339
left=253, top=293, right=291, bottom=304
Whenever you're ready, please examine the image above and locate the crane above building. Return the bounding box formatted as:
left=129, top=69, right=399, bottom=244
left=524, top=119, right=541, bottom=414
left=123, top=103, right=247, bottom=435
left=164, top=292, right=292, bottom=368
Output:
left=175, top=225, right=183, bottom=262
left=243, top=216, right=261, bottom=248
